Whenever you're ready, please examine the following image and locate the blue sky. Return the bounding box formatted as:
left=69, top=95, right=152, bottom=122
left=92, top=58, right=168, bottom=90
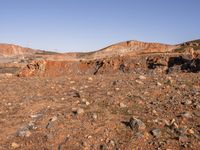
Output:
left=0, top=0, right=199, bottom=52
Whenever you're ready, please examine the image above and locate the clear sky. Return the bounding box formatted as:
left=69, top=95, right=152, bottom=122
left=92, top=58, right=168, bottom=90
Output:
left=0, top=0, right=200, bottom=52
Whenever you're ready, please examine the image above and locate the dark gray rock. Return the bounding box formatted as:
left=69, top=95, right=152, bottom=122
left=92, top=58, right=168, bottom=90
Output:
left=129, top=117, right=146, bottom=132
left=100, top=144, right=108, bottom=150
left=151, top=129, right=161, bottom=137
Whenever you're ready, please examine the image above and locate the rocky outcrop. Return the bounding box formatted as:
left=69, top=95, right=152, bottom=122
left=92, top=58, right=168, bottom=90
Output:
left=79, top=41, right=176, bottom=59
left=0, top=44, right=37, bottom=57
left=1, top=39, right=200, bottom=77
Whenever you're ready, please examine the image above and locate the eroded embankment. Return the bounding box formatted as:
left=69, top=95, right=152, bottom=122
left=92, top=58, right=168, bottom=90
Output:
left=18, top=52, right=200, bottom=77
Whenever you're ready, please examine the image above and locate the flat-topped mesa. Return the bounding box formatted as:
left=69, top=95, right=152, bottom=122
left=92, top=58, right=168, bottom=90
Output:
left=0, top=44, right=36, bottom=57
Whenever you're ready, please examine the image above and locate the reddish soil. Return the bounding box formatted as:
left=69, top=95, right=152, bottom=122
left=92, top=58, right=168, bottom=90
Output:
left=0, top=40, right=200, bottom=150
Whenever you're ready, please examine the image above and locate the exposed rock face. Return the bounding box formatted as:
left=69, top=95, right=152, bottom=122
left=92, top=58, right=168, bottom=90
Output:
left=18, top=60, right=47, bottom=77
left=16, top=41, right=176, bottom=77
left=78, top=40, right=176, bottom=59
left=19, top=55, right=200, bottom=77
left=1, top=39, right=200, bottom=150
left=0, top=44, right=36, bottom=57
left=1, top=40, right=200, bottom=76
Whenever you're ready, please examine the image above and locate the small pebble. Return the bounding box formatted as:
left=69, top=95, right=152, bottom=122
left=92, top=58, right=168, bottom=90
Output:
left=139, top=75, right=146, bottom=80
left=50, top=116, right=58, bottom=122
left=11, top=142, right=20, bottom=149
left=151, top=129, right=161, bottom=137
left=119, top=102, right=127, bottom=108
left=181, top=112, right=192, bottom=119
left=92, top=113, right=97, bottom=119
left=72, top=108, right=84, bottom=115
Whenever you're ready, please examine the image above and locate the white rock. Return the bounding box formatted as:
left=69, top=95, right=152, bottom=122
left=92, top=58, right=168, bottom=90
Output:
left=136, top=80, right=143, bottom=84
left=88, top=77, right=93, bottom=81
left=139, top=75, right=146, bottom=80
left=50, top=116, right=58, bottom=122
left=92, top=113, right=97, bottom=119
left=157, top=82, right=162, bottom=86
left=119, top=103, right=127, bottom=108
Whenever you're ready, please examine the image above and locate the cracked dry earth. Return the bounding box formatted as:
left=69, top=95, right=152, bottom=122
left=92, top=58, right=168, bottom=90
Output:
left=0, top=72, right=200, bottom=150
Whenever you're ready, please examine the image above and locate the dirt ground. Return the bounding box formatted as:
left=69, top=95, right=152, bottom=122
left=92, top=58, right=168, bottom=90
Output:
left=0, top=71, right=199, bottom=150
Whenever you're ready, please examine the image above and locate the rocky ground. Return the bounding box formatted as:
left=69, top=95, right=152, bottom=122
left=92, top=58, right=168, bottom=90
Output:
left=0, top=71, right=199, bottom=150
left=0, top=40, right=200, bottom=149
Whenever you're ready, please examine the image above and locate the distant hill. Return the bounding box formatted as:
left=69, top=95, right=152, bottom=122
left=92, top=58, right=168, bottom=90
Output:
left=0, top=39, right=199, bottom=60
left=0, top=44, right=38, bottom=57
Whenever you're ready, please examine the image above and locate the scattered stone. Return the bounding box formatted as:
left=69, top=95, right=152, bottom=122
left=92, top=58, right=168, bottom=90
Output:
left=7, top=103, right=12, bottom=106
left=119, top=102, right=127, bottom=108
left=50, top=116, right=58, bottom=122
left=30, top=113, right=43, bottom=119
left=46, top=121, right=55, bottom=129
left=82, top=141, right=90, bottom=149
left=77, top=108, right=84, bottom=114
left=82, top=98, right=87, bottom=102
left=17, top=123, right=34, bottom=138
left=183, top=100, right=192, bottom=105
left=70, top=81, right=75, bottom=84
left=88, top=77, right=93, bottom=81
left=188, top=129, right=195, bottom=134
left=195, top=104, right=200, bottom=109
left=28, top=121, right=37, bottom=130
left=180, top=112, right=192, bottom=119
left=72, top=108, right=84, bottom=115
left=85, top=101, right=90, bottom=105
left=17, top=129, right=31, bottom=137
left=135, top=80, right=143, bottom=84
left=45, top=133, right=54, bottom=141
left=108, top=140, right=115, bottom=147
left=87, top=135, right=92, bottom=139
left=70, top=91, right=80, bottom=98
left=157, top=82, right=162, bottom=86
left=177, top=127, right=187, bottom=135
left=107, top=91, right=112, bottom=96
left=46, top=117, right=57, bottom=129
left=82, top=98, right=90, bottom=105
left=165, top=119, right=179, bottom=130
left=11, top=142, right=20, bottom=149
left=92, top=113, right=97, bottom=120
left=151, top=129, right=161, bottom=137
left=178, top=134, right=188, bottom=142
left=135, top=132, right=144, bottom=138
left=115, top=87, right=120, bottom=91
left=152, top=110, right=158, bottom=115
left=100, top=144, right=107, bottom=150
left=194, top=111, right=200, bottom=117
left=139, top=75, right=146, bottom=80
left=129, top=117, right=146, bottom=132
